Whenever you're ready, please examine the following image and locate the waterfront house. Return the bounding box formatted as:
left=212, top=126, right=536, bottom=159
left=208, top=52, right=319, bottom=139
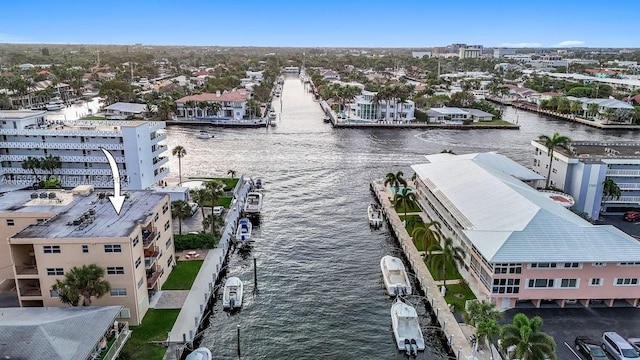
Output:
left=322, top=70, right=340, bottom=81
left=104, top=102, right=148, bottom=119
left=2, top=188, right=176, bottom=326
left=564, top=96, right=635, bottom=124
left=175, top=90, right=251, bottom=119
left=411, top=152, right=640, bottom=310
left=531, top=140, right=640, bottom=220
left=0, top=110, right=169, bottom=190
left=347, top=90, right=415, bottom=122
left=426, top=107, right=494, bottom=123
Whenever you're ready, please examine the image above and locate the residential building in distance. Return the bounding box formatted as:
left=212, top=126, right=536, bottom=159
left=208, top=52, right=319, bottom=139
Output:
left=411, top=152, right=640, bottom=310
left=0, top=306, right=130, bottom=360
left=493, top=48, right=517, bottom=58
left=175, top=90, right=251, bottom=120
left=347, top=90, right=415, bottom=122
left=565, top=97, right=635, bottom=124
left=104, top=102, right=149, bottom=120
left=425, top=107, right=494, bottom=123
left=0, top=110, right=169, bottom=190
left=5, top=187, right=175, bottom=325
left=531, top=140, right=640, bottom=220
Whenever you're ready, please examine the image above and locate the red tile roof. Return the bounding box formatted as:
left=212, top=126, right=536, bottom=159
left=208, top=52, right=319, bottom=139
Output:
left=625, top=94, right=640, bottom=104
left=176, top=90, right=250, bottom=103
left=193, top=70, right=210, bottom=76
left=586, top=69, right=618, bottom=75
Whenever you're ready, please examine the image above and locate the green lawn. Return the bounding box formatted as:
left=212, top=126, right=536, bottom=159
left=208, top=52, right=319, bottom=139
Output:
left=394, top=199, right=421, bottom=213
left=425, top=254, right=462, bottom=281
left=399, top=214, right=423, bottom=235
left=121, top=309, right=180, bottom=360
left=200, top=196, right=233, bottom=209
left=474, top=119, right=515, bottom=126
left=188, top=177, right=239, bottom=191
left=162, top=260, right=204, bottom=290
left=443, top=282, right=476, bottom=312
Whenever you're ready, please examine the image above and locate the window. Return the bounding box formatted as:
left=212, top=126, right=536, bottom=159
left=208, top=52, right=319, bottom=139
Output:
left=43, top=245, right=61, bottom=254
left=110, top=288, right=127, bottom=296
left=493, top=263, right=522, bottom=274
left=560, top=279, right=578, bottom=288
left=46, top=268, right=64, bottom=276
left=6, top=219, right=14, bottom=226
left=104, top=244, right=122, bottom=253
left=82, top=245, right=88, bottom=253
left=107, top=266, right=125, bottom=275
left=164, top=220, right=170, bottom=231
left=36, top=218, right=46, bottom=224
left=162, top=203, right=169, bottom=214
left=154, top=213, right=159, bottom=222
left=589, top=278, right=602, bottom=286
left=135, top=256, right=142, bottom=268
left=615, top=278, right=639, bottom=286
left=167, top=256, right=173, bottom=267
left=132, top=236, right=139, bottom=247
left=552, top=168, right=557, bottom=173
left=492, top=278, right=520, bottom=294
left=530, top=263, right=557, bottom=269
left=563, top=262, right=580, bottom=268
left=592, top=262, right=606, bottom=267
left=619, top=262, right=640, bottom=266
left=528, top=279, right=554, bottom=288
left=50, top=289, right=59, bottom=297
left=165, top=238, right=172, bottom=250
left=137, top=278, right=144, bottom=289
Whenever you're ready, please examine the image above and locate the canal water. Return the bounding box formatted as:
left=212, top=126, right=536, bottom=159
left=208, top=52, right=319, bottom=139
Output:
left=162, top=77, right=635, bottom=359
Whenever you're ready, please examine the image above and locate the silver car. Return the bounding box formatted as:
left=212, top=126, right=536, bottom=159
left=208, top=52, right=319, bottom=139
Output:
left=602, top=332, right=640, bottom=360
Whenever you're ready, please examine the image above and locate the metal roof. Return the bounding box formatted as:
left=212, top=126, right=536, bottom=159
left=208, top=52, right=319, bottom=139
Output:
left=103, top=102, right=147, bottom=114
left=0, top=306, right=121, bottom=360
left=566, top=96, right=634, bottom=109
left=412, top=152, right=640, bottom=263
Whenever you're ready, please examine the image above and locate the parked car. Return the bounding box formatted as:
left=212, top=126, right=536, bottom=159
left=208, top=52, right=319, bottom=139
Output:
left=212, top=206, right=224, bottom=216
left=602, top=332, right=640, bottom=360
left=575, top=336, right=608, bottom=360
left=628, top=338, right=640, bottom=353
left=624, top=211, right=640, bottom=222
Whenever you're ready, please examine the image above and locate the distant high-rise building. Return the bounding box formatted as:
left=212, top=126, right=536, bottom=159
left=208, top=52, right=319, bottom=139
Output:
left=493, top=48, right=517, bottom=58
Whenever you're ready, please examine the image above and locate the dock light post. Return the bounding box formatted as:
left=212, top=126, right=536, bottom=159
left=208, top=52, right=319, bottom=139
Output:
left=237, top=325, right=241, bottom=359
left=253, top=257, right=258, bottom=291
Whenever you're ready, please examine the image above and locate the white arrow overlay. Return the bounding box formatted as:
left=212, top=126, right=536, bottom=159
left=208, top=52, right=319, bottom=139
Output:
left=100, top=148, right=126, bottom=215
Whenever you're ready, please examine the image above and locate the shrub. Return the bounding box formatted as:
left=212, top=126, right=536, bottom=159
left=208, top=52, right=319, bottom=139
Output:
left=173, top=233, right=216, bottom=251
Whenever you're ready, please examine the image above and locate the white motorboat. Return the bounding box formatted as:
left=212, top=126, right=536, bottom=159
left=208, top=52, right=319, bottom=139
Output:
left=235, top=218, right=253, bottom=243
left=368, top=203, right=383, bottom=228
left=196, top=130, right=213, bottom=139
left=45, top=97, right=65, bottom=111
left=185, top=347, right=212, bottom=360
left=323, top=115, right=331, bottom=123
left=268, top=110, right=276, bottom=120
left=380, top=255, right=412, bottom=297
left=243, top=192, right=263, bottom=215
left=391, top=299, right=425, bottom=356
left=222, top=276, right=244, bottom=310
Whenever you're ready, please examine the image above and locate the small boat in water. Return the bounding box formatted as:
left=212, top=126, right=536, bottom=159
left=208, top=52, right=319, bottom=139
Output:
left=380, top=255, right=412, bottom=297
left=391, top=299, right=425, bottom=356
left=196, top=130, right=213, bottom=139
left=254, top=178, right=263, bottom=191
left=268, top=110, right=276, bottom=120
left=185, top=347, right=212, bottom=360
left=222, top=277, right=244, bottom=310
left=368, top=203, right=383, bottom=228
left=243, top=192, right=263, bottom=216
left=46, top=97, right=65, bottom=111
left=235, top=218, right=253, bottom=244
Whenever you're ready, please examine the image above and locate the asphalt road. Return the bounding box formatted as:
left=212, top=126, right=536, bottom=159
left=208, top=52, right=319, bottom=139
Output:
left=503, top=307, right=640, bottom=360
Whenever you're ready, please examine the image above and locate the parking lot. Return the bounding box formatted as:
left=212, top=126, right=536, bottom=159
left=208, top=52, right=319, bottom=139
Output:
left=503, top=307, right=640, bottom=359
left=595, top=215, right=640, bottom=240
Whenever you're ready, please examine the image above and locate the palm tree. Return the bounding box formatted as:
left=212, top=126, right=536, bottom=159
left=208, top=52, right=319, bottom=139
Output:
left=476, top=319, right=501, bottom=356
left=171, top=146, right=187, bottom=186
left=384, top=171, right=407, bottom=198
left=587, top=103, right=599, bottom=119
left=601, top=178, right=621, bottom=215
left=500, top=313, right=557, bottom=360
left=204, top=180, right=224, bottom=235
left=39, top=155, right=61, bottom=177
left=603, top=107, right=617, bottom=124
left=207, top=102, right=222, bottom=117
left=411, top=220, right=441, bottom=258
left=171, top=200, right=192, bottom=235
left=427, top=237, right=464, bottom=290
left=569, top=100, right=582, bottom=116
left=189, top=188, right=209, bottom=232
left=463, top=299, right=503, bottom=327
left=197, top=101, right=209, bottom=117
left=394, top=188, right=416, bottom=223
left=227, top=169, right=237, bottom=179
left=22, top=156, right=42, bottom=182
left=538, top=132, right=571, bottom=189
left=51, top=264, right=111, bottom=306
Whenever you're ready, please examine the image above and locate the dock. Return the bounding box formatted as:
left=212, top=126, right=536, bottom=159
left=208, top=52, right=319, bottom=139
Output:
left=162, top=176, right=252, bottom=360
left=371, top=179, right=497, bottom=360
left=166, top=118, right=268, bottom=128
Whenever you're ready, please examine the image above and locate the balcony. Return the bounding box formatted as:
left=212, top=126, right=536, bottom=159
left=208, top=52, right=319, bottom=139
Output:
left=18, top=279, right=42, bottom=298
left=607, top=169, right=640, bottom=177
left=150, top=132, right=167, bottom=144
left=146, top=267, right=162, bottom=288
left=148, top=121, right=165, bottom=132
left=144, top=256, right=157, bottom=270
left=2, top=141, right=124, bottom=150
left=606, top=196, right=640, bottom=203
left=15, top=265, right=38, bottom=277
left=151, top=145, right=168, bottom=158
left=154, top=167, right=170, bottom=182
left=142, top=230, right=158, bottom=249
left=0, top=154, right=125, bottom=163
left=617, top=183, right=640, bottom=191
left=153, top=156, right=169, bottom=168
left=144, top=246, right=159, bottom=258
left=96, top=322, right=131, bottom=360
left=0, top=128, right=121, bottom=137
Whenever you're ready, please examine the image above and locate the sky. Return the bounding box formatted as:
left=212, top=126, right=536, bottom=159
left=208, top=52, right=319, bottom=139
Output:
left=0, top=0, right=637, bottom=48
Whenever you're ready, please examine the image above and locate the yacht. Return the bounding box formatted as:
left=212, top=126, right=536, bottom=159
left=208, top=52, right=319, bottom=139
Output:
left=380, top=255, right=412, bottom=297
left=45, top=97, right=65, bottom=111
left=196, top=130, right=214, bottom=139
left=235, top=218, right=253, bottom=244
left=391, top=299, right=425, bottom=356
left=185, top=347, right=212, bottom=360
left=243, top=192, right=263, bottom=216
left=222, top=277, right=244, bottom=310
left=368, top=203, right=383, bottom=228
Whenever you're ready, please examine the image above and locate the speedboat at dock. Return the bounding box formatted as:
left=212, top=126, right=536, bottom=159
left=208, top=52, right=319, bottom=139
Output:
left=380, top=255, right=412, bottom=297
left=235, top=218, right=253, bottom=244
left=368, top=203, right=383, bottom=228
left=185, top=347, right=212, bottom=360
left=391, top=299, right=425, bottom=356
left=222, top=277, right=244, bottom=310
left=243, top=192, right=263, bottom=216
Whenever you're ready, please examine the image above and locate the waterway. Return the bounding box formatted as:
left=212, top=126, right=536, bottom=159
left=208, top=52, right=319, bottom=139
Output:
left=161, top=77, right=636, bottom=359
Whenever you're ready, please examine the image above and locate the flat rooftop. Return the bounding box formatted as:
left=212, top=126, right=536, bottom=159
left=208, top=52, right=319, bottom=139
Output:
left=535, top=140, right=640, bottom=159
left=0, top=110, right=47, bottom=119
left=3, top=189, right=167, bottom=239
left=16, top=119, right=147, bottom=132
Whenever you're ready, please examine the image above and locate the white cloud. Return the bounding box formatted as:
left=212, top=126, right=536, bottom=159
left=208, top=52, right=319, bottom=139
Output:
left=553, top=40, right=585, bottom=47
left=499, top=42, right=543, bottom=48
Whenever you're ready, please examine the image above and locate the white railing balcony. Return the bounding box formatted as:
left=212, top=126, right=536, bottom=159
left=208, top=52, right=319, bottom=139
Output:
left=148, top=121, right=166, bottom=132
left=98, top=323, right=131, bottom=360
left=0, top=129, right=121, bottom=137
left=607, top=169, right=640, bottom=177
left=153, top=156, right=169, bottom=168
left=151, top=145, right=168, bottom=158
left=2, top=142, right=124, bottom=150
left=0, top=154, right=125, bottom=163
left=606, top=196, right=640, bottom=203
left=150, top=133, right=167, bottom=144
left=154, top=167, right=170, bottom=182
left=617, top=183, right=640, bottom=191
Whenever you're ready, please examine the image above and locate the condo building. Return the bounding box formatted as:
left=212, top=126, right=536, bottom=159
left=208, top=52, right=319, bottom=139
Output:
left=0, top=110, right=169, bottom=190
left=411, top=152, right=640, bottom=310
left=3, top=186, right=175, bottom=325
left=532, top=140, right=640, bottom=219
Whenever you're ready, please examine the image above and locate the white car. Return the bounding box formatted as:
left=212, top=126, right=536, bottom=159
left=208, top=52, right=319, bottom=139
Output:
left=602, top=332, right=640, bottom=360
left=212, top=206, right=224, bottom=216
